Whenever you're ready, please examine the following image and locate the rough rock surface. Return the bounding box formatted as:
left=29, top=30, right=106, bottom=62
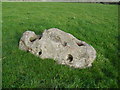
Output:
left=19, top=28, right=96, bottom=68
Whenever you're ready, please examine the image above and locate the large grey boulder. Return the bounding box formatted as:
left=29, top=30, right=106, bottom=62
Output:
left=19, top=28, right=96, bottom=68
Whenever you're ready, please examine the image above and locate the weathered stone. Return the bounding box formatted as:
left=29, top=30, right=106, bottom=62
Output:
left=19, top=28, right=96, bottom=68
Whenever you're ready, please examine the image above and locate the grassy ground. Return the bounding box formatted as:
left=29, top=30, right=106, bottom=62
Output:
left=2, top=2, right=118, bottom=88
left=0, top=2, right=2, bottom=89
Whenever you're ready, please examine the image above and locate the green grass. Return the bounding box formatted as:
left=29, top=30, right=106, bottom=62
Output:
left=2, top=2, right=118, bottom=88
left=0, top=2, right=2, bottom=89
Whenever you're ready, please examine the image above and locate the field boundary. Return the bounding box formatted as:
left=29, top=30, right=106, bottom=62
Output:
left=1, top=0, right=120, bottom=3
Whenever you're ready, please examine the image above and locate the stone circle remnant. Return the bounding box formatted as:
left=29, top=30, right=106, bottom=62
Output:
left=19, top=28, right=96, bottom=68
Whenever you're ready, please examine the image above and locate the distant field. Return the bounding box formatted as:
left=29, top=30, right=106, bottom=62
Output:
left=2, top=2, right=118, bottom=88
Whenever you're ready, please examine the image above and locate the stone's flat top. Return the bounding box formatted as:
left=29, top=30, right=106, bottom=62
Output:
left=19, top=28, right=96, bottom=69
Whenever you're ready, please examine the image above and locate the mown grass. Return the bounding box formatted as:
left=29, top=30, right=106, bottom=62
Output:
left=0, top=2, right=2, bottom=89
left=2, top=2, right=118, bottom=88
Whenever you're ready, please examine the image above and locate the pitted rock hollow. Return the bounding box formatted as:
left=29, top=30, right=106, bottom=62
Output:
left=19, top=28, right=96, bottom=68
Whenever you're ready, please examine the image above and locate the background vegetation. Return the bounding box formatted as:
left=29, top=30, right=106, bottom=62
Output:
left=2, top=2, right=118, bottom=88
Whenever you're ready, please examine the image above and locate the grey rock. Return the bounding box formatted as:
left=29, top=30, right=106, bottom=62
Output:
left=19, top=28, right=96, bottom=68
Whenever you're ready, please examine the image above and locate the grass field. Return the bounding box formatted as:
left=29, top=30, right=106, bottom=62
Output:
left=2, top=2, right=119, bottom=88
